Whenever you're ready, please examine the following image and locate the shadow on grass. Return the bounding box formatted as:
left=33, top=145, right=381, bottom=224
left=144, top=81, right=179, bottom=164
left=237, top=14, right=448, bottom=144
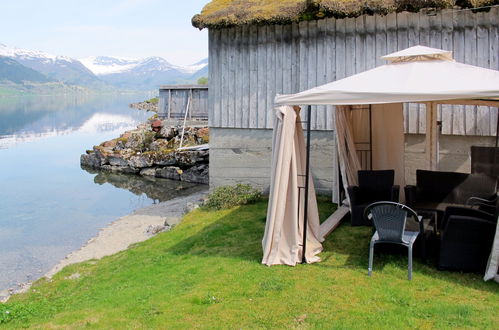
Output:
left=166, top=198, right=498, bottom=293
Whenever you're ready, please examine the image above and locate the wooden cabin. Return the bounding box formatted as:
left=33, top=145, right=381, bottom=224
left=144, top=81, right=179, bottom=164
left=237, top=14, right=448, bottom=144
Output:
left=193, top=0, right=499, bottom=194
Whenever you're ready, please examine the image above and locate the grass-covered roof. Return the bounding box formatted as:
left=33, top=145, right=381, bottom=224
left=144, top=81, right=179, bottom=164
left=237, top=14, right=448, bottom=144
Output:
left=192, top=0, right=498, bottom=29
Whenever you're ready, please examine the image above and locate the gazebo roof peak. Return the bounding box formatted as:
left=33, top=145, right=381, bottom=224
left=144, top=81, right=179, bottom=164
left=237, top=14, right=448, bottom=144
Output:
left=382, top=45, right=454, bottom=63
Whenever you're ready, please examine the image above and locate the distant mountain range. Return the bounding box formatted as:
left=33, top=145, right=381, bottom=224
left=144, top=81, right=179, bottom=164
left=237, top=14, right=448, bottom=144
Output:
left=0, top=43, right=208, bottom=93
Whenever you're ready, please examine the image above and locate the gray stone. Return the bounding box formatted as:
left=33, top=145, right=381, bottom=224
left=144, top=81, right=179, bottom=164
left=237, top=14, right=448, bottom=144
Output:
left=158, top=126, right=176, bottom=139
left=80, top=153, right=101, bottom=168
left=108, top=156, right=128, bottom=167
left=128, top=155, right=154, bottom=168
left=181, top=164, right=209, bottom=184
left=140, top=168, right=157, bottom=177
left=156, top=166, right=182, bottom=181
left=101, top=165, right=139, bottom=174
left=154, top=153, right=177, bottom=166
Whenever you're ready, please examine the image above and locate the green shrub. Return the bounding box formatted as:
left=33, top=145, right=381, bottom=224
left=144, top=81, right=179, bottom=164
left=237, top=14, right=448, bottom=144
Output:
left=204, top=184, right=261, bottom=210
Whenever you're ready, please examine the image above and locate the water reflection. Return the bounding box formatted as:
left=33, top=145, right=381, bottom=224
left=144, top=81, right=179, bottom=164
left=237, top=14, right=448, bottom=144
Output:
left=84, top=167, right=207, bottom=202
left=0, top=93, right=152, bottom=148
left=0, top=93, right=204, bottom=294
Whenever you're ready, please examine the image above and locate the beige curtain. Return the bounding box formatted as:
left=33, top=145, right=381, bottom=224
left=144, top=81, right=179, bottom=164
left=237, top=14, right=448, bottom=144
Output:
left=334, top=106, right=362, bottom=204
left=484, top=220, right=499, bottom=283
left=262, top=106, right=323, bottom=266
left=371, top=103, right=406, bottom=200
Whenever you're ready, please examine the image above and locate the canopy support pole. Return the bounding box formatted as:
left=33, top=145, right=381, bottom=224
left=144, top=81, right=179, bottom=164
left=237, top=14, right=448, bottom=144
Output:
left=302, top=105, right=312, bottom=264
left=425, top=102, right=439, bottom=170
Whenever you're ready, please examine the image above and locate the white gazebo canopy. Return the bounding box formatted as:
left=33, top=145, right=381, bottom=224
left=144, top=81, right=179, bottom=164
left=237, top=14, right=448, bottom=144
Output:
left=275, top=45, right=499, bottom=106
left=263, top=46, right=499, bottom=282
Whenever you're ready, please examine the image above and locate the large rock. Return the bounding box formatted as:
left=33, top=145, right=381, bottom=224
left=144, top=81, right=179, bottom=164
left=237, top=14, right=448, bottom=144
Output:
left=181, top=164, right=209, bottom=184
left=149, top=139, right=170, bottom=152
left=101, top=165, right=139, bottom=174
left=108, top=156, right=128, bottom=167
left=140, top=168, right=157, bottom=177
left=153, top=153, right=177, bottom=166
left=127, top=155, right=154, bottom=168
left=80, top=153, right=101, bottom=168
left=159, top=126, right=176, bottom=139
left=175, top=151, right=209, bottom=167
left=156, top=167, right=182, bottom=181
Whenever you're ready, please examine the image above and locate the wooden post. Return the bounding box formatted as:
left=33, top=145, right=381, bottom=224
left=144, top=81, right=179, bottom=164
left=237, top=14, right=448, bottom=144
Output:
left=168, top=89, right=172, bottom=119
left=425, top=102, right=439, bottom=170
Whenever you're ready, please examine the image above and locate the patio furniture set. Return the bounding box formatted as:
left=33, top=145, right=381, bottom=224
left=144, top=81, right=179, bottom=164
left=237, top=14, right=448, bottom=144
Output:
left=348, top=169, right=498, bottom=279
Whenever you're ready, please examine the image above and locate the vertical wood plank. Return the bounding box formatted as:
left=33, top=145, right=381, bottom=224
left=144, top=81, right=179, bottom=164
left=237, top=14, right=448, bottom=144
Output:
left=291, top=22, right=301, bottom=93
left=210, top=30, right=220, bottom=127
left=374, top=15, right=387, bottom=68
left=476, top=11, right=490, bottom=136
left=316, top=19, right=328, bottom=130
left=335, top=18, right=346, bottom=80
left=440, top=10, right=453, bottom=135
left=257, top=25, right=268, bottom=128
left=241, top=25, right=250, bottom=129
left=396, top=12, right=409, bottom=132
left=283, top=24, right=293, bottom=95
left=452, top=9, right=466, bottom=135
left=234, top=26, right=243, bottom=128
left=249, top=25, right=258, bottom=128
left=386, top=12, right=398, bottom=53
left=220, top=28, right=229, bottom=127
left=489, top=7, right=499, bottom=137
left=299, top=20, right=309, bottom=123
left=307, top=20, right=318, bottom=129
left=227, top=27, right=236, bottom=127
left=464, top=10, right=477, bottom=136
left=345, top=18, right=356, bottom=77
left=325, top=18, right=336, bottom=130
left=266, top=25, right=277, bottom=129
left=355, top=16, right=366, bottom=74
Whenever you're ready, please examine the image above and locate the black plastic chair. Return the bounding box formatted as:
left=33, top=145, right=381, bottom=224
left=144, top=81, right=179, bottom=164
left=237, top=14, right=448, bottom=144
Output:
left=364, top=201, right=421, bottom=280
left=347, top=170, right=399, bottom=226
left=438, top=206, right=497, bottom=272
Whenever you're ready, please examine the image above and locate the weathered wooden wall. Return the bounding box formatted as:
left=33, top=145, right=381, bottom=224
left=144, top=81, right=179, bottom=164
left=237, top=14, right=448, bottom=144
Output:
left=158, top=85, right=209, bottom=119
left=208, top=7, right=498, bottom=135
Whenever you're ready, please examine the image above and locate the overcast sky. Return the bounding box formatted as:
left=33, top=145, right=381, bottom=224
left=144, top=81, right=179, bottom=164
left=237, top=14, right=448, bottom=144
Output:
left=0, top=0, right=209, bottom=66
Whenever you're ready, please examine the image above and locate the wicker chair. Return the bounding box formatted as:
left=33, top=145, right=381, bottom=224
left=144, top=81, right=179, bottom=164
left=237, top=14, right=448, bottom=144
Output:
left=347, top=170, right=399, bottom=226
left=364, top=201, right=421, bottom=280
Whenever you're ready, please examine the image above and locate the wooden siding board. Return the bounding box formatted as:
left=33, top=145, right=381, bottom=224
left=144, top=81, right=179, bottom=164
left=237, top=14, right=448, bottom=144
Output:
left=335, top=18, right=346, bottom=80
left=282, top=24, right=293, bottom=95
left=464, top=10, right=478, bottom=136
left=257, top=26, right=267, bottom=128
left=316, top=19, right=327, bottom=130
left=266, top=25, right=277, bottom=129
left=209, top=11, right=496, bottom=135
left=450, top=10, right=466, bottom=136
left=249, top=25, right=258, bottom=128
left=489, top=7, right=499, bottom=137
left=241, top=25, right=250, bottom=129
left=227, top=28, right=236, bottom=127
left=308, top=20, right=318, bottom=129
left=441, top=10, right=454, bottom=135
left=325, top=18, right=336, bottom=131
left=476, top=12, right=490, bottom=136
left=299, top=21, right=309, bottom=124
left=234, top=26, right=243, bottom=128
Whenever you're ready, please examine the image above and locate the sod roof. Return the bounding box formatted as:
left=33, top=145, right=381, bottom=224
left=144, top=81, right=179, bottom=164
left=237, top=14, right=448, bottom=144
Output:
left=192, top=0, right=498, bottom=29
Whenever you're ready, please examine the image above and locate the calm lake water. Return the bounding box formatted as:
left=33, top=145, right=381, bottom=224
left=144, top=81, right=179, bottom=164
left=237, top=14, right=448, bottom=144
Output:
left=0, top=93, right=204, bottom=293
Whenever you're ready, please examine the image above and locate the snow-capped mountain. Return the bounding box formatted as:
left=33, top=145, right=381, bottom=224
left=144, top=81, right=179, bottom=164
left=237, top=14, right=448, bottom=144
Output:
left=0, top=43, right=104, bottom=88
left=80, top=56, right=208, bottom=90
left=0, top=43, right=208, bottom=92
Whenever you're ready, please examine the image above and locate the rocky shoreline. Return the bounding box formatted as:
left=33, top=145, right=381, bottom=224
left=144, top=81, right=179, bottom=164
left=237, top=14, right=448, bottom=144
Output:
left=129, top=100, right=158, bottom=112
left=80, top=117, right=209, bottom=184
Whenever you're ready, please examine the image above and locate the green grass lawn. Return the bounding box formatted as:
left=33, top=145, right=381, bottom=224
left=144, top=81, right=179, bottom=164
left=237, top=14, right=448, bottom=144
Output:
left=1, top=198, right=498, bottom=328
